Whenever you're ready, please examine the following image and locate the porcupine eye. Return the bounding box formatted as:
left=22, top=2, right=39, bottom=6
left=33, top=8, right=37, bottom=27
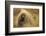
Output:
left=21, top=14, right=25, bottom=22
left=18, top=14, right=25, bottom=27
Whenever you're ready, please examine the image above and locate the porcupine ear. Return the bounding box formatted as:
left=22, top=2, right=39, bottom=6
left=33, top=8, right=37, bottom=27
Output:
left=13, top=8, right=21, bottom=16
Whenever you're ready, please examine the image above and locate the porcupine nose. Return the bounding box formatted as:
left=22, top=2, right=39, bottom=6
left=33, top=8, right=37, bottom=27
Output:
left=18, top=13, right=25, bottom=27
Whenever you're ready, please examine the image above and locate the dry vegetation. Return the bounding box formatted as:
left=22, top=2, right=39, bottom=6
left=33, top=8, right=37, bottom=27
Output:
left=13, top=8, right=39, bottom=28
